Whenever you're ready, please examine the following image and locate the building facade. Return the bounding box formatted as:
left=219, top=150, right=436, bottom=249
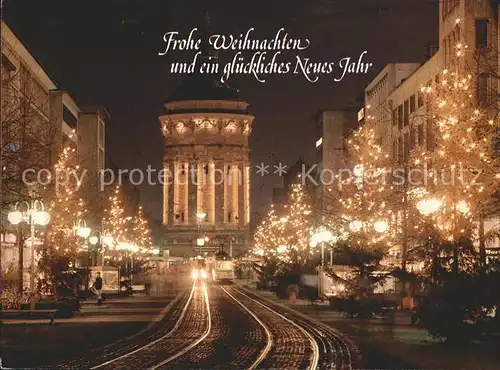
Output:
left=0, top=21, right=112, bottom=283
left=363, top=0, right=500, bottom=259
left=314, top=108, right=359, bottom=213
left=78, top=106, right=109, bottom=230
left=160, top=76, right=253, bottom=257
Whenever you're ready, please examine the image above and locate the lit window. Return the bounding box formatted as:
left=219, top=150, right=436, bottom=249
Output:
left=357, top=108, right=364, bottom=122
left=316, top=137, right=323, bottom=148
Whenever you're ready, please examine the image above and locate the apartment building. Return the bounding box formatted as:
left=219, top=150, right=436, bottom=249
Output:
left=366, top=0, right=499, bottom=161
left=78, top=106, right=110, bottom=230
left=314, top=108, right=359, bottom=212
left=364, top=0, right=500, bottom=258
left=0, top=21, right=112, bottom=281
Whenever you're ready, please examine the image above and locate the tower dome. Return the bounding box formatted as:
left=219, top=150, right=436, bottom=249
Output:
left=159, top=61, right=253, bottom=257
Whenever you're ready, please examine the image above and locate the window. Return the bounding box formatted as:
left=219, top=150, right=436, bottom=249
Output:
left=403, top=100, right=409, bottom=127
left=398, top=137, right=403, bottom=161
left=417, top=92, right=424, bottom=107
left=397, top=105, right=403, bottom=130
left=180, top=212, right=185, bottom=222
left=180, top=164, right=186, bottom=175
left=475, top=19, right=488, bottom=49
left=357, top=108, right=364, bottom=122
left=392, top=140, right=397, bottom=159
left=227, top=211, right=232, bottom=222
left=443, top=38, right=448, bottom=64
left=63, top=105, right=77, bottom=129
left=404, top=133, right=410, bottom=159
left=392, top=109, right=397, bottom=126
left=315, top=137, right=323, bottom=148
left=426, top=119, right=435, bottom=151
left=203, top=164, right=209, bottom=175
left=1, top=53, right=16, bottom=82
left=418, top=124, right=424, bottom=146
left=410, top=94, right=416, bottom=113
left=477, top=73, right=489, bottom=106
left=476, top=19, right=488, bottom=49
left=98, top=148, right=104, bottom=170
left=98, top=120, right=105, bottom=147
left=410, top=127, right=415, bottom=151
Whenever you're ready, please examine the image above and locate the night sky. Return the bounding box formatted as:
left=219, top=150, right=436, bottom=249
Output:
left=2, top=0, right=438, bottom=221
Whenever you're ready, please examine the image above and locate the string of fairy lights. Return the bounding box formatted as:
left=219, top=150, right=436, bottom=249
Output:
left=253, top=21, right=499, bottom=266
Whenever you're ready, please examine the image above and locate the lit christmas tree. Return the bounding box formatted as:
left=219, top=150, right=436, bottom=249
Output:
left=281, top=181, right=314, bottom=265
left=46, top=145, right=87, bottom=256
left=38, top=144, right=87, bottom=295
left=132, top=205, right=153, bottom=249
left=253, top=204, right=288, bottom=262
left=103, top=185, right=127, bottom=246
left=415, top=49, right=500, bottom=270
left=327, top=125, right=396, bottom=251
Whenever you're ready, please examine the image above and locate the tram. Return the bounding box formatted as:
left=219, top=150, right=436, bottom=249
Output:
left=211, top=251, right=235, bottom=283
left=191, top=257, right=208, bottom=280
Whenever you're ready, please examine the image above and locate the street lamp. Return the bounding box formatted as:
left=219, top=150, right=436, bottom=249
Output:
left=416, top=198, right=442, bottom=216
left=195, top=212, right=207, bottom=255
left=348, top=220, right=363, bottom=232
left=310, top=228, right=333, bottom=266
left=416, top=198, right=442, bottom=281
left=196, top=212, right=207, bottom=220
left=8, top=200, right=50, bottom=309
left=373, top=220, right=389, bottom=233
left=74, top=219, right=91, bottom=239
left=277, top=245, right=287, bottom=254
left=88, top=231, right=114, bottom=268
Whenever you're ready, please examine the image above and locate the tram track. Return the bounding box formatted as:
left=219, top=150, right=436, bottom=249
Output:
left=56, top=285, right=192, bottom=369
left=55, top=279, right=357, bottom=370
left=236, top=286, right=358, bottom=370
left=221, top=285, right=319, bottom=370
left=86, top=280, right=210, bottom=370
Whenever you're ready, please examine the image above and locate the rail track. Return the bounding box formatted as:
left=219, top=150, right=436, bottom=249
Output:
left=88, top=280, right=210, bottom=370
left=234, top=286, right=358, bottom=370
left=56, top=280, right=357, bottom=369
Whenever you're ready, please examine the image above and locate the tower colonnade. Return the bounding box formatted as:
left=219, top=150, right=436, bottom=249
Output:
left=160, top=99, right=253, bottom=257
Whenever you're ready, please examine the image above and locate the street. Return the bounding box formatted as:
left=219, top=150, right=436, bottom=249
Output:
left=48, top=279, right=357, bottom=370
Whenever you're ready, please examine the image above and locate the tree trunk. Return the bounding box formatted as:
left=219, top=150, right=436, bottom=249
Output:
left=401, top=167, right=409, bottom=303
left=479, top=216, right=486, bottom=267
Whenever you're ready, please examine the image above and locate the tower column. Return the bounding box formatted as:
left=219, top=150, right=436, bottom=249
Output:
left=238, top=162, right=245, bottom=227
left=214, top=160, right=225, bottom=224
left=189, top=160, right=197, bottom=226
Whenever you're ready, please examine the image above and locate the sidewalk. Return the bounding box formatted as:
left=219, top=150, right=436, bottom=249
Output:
left=240, top=281, right=500, bottom=370
left=1, top=294, right=174, bottom=325
left=0, top=292, right=181, bottom=368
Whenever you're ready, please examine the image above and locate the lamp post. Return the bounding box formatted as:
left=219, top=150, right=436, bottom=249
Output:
left=74, top=219, right=92, bottom=267
left=196, top=212, right=206, bottom=255
left=8, top=200, right=50, bottom=310
left=310, top=228, right=333, bottom=267
left=88, top=231, right=114, bottom=269
left=416, top=198, right=442, bottom=281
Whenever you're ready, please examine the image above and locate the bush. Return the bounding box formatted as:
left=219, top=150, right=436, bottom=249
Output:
left=299, top=285, right=319, bottom=303
left=329, top=296, right=381, bottom=318
left=0, top=287, right=23, bottom=310
left=35, top=300, right=58, bottom=310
